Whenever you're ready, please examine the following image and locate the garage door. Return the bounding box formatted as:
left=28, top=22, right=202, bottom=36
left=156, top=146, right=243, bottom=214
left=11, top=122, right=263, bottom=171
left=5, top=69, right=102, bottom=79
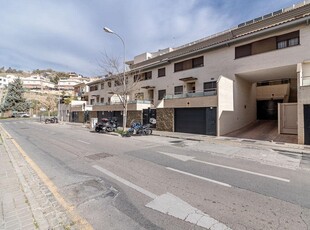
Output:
left=175, top=108, right=216, bottom=135
left=304, top=105, right=310, bottom=145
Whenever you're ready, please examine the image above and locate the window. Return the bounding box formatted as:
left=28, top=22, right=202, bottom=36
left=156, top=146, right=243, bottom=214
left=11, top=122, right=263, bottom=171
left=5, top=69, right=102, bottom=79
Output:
left=277, top=41, right=287, bottom=49
left=235, top=44, right=252, bottom=58
left=235, top=30, right=300, bottom=58
left=174, top=86, right=183, bottom=95
left=174, top=62, right=184, bottom=72
left=114, top=80, right=121, bottom=86
left=90, top=99, right=95, bottom=105
left=100, top=97, right=104, bottom=103
left=192, top=56, right=204, bottom=68
left=276, top=31, right=299, bottom=49
left=288, top=37, right=299, bottom=46
left=143, top=71, right=152, bottom=80
left=134, top=75, right=140, bottom=82
left=204, top=81, right=217, bottom=95
left=158, top=89, right=166, bottom=100
left=158, top=68, right=166, bottom=77
left=89, top=85, right=98, bottom=91
left=135, top=92, right=144, bottom=100
left=108, top=81, right=111, bottom=87
left=257, top=79, right=290, bottom=87
left=134, top=71, right=152, bottom=81
left=174, top=56, right=204, bottom=72
left=101, top=83, right=104, bottom=89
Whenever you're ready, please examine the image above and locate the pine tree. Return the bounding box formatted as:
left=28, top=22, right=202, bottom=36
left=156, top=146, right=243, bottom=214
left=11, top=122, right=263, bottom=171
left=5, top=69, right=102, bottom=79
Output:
left=0, top=78, right=30, bottom=112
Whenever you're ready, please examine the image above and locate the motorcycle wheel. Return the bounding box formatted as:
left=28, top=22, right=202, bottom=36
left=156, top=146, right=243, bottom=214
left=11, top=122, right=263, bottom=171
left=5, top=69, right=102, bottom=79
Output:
left=45, top=119, right=50, bottom=124
left=95, top=127, right=100, bottom=132
left=146, top=129, right=152, bottom=135
left=127, top=129, right=134, bottom=136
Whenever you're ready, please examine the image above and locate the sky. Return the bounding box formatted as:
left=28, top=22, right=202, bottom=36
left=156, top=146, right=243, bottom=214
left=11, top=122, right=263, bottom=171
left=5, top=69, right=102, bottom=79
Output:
left=0, top=0, right=301, bottom=76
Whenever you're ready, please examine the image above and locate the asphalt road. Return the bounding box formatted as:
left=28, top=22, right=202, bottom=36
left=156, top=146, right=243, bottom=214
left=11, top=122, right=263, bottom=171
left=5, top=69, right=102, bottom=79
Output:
left=1, top=118, right=310, bottom=230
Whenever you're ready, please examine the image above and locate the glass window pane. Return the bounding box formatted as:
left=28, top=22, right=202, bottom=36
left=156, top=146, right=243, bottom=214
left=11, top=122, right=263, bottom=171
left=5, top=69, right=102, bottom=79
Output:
left=288, top=38, right=299, bottom=46
left=277, top=41, right=287, bottom=49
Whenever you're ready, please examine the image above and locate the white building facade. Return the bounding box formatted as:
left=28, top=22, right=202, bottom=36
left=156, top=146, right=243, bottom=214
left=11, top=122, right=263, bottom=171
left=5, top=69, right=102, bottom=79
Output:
left=72, top=1, right=310, bottom=144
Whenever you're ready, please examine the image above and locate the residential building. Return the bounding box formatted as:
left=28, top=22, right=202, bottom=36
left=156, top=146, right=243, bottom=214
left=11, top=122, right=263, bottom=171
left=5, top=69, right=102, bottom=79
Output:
left=71, top=1, right=310, bottom=144
left=57, top=78, right=83, bottom=91
left=74, top=82, right=89, bottom=101
left=21, top=75, right=55, bottom=90
left=0, top=74, right=17, bottom=88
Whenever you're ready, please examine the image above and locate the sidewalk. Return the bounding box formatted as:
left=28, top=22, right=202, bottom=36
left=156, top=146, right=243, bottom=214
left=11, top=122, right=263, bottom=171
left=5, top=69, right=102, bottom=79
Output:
left=62, top=121, right=310, bottom=154
left=0, top=126, right=77, bottom=230
left=153, top=130, right=310, bottom=154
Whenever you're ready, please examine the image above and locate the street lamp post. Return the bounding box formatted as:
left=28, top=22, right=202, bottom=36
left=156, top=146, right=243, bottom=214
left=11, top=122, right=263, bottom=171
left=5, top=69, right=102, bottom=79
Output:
left=103, top=26, right=127, bottom=130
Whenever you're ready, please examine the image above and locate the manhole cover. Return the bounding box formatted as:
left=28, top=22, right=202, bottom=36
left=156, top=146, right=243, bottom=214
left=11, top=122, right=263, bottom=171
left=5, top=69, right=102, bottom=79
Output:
left=86, top=152, right=112, bottom=160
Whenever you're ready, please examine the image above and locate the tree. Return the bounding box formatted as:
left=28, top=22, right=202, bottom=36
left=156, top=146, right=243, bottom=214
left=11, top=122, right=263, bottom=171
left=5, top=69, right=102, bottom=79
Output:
left=99, top=52, right=141, bottom=130
left=0, top=78, right=30, bottom=112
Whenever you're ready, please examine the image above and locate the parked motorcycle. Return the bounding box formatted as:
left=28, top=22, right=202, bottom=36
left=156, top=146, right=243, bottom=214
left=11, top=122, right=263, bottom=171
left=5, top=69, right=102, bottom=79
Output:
left=127, top=122, right=152, bottom=136
left=45, top=117, right=58, bottom=124
left=95, top=118, right=118, bottom=133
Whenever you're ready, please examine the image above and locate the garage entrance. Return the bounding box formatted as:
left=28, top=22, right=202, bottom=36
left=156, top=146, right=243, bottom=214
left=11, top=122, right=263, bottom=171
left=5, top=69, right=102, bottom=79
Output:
left=257, top=100, right=283, bottom=120
left=304, top=105, right=310, bottom=145
left=174, top=107, right=216, bottom=135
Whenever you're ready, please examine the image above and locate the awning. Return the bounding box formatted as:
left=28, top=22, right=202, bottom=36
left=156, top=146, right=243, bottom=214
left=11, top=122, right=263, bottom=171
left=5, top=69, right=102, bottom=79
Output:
left=179, top=77, right=197, bottom=82
left=141, top=86, right=155, bottom=89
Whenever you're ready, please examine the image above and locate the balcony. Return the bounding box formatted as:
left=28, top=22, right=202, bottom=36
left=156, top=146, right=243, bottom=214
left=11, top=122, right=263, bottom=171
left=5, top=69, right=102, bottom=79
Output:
left=92, top=100, right=153, bottom=111
left=164, top=90, right=217, bottom=108
left=165, top=90, right=217, bottom=100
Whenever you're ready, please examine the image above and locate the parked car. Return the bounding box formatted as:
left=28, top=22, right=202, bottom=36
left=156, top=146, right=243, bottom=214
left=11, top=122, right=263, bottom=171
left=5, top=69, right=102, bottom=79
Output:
left=20, top=113, right=30, bottom=118
left=12, top=112, right=30, bottom=118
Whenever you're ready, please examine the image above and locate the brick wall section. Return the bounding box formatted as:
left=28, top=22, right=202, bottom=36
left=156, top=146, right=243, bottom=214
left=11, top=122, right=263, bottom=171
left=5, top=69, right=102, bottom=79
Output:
left=156, top=108, right=174, bottom=131
left=127, top=111, right=142, bottom=127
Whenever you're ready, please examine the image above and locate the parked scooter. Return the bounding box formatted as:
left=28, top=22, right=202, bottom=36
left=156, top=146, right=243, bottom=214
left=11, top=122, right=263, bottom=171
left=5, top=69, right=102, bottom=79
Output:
left=95, top=118, right=118, bottom=133
left=45, top=117, right=58, bottom=124
left=127, top=122, right=152, bottom=136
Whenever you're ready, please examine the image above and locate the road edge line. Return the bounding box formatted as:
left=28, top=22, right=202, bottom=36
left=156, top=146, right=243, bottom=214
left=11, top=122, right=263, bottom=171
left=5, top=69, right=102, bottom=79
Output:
left=1, top=126, right=93, bottom=230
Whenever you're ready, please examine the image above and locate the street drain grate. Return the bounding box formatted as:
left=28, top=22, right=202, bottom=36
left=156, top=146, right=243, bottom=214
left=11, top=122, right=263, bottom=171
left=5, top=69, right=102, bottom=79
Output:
left=86, top=152, right=112, bottom=160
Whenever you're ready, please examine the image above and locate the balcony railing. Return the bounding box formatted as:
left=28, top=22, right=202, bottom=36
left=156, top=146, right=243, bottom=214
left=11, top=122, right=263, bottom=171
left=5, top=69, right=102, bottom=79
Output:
left=94, top=99, right=153, bottom=106
left=165, top=90, right=217, bottom=100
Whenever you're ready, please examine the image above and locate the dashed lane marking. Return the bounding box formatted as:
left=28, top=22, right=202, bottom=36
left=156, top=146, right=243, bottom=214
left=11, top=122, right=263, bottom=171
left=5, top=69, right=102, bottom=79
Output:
left=166, top=167, right=232, bottom=187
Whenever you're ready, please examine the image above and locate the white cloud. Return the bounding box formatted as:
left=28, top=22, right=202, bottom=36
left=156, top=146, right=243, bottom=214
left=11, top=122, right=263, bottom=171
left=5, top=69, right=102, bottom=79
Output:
left=0, top=0, right=300, bottom=76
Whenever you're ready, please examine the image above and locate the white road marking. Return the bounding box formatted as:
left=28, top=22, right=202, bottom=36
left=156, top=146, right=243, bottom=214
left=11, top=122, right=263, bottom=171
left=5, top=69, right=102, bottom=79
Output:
left=146, top=193, right=231, bottom=230
left=191, top=158, right=290, bottom=183
left=93, top=165, right=231, bottom=230
left=157, top=151, right=194, bottom=161
left=77, top=140, right=90, bottom=145
left=92, top=165, right=157, bottom=199
left=157, top=151, right=290, bottom=183
left=166, top=167, right=231, bottom=187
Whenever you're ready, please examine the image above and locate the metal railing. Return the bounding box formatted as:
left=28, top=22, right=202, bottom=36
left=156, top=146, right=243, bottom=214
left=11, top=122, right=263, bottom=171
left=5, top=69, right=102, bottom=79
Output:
left=165, top=90, right=217, bottom=100
left=93, top=99, right=153, bottom=106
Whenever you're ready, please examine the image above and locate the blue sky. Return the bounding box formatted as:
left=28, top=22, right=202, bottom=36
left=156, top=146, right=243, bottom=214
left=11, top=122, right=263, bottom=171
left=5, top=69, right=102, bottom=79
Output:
left=0, top=0, right=300, bottom=76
